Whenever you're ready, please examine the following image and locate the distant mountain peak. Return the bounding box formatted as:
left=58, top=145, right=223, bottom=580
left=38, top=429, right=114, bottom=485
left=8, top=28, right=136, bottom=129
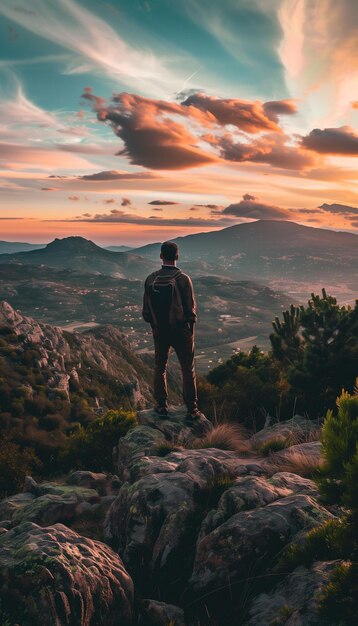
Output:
left=46, top=236, right=101, bottom=253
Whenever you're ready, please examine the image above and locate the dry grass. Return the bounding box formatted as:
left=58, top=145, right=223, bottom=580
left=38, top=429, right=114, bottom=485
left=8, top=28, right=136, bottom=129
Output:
left=258, top=436, right=289, bottom=456
left=264, top=449, right=324, bottom=478
left=189, top=423, right=251, bottom=455
left=284, top=425, right=321, bottom=446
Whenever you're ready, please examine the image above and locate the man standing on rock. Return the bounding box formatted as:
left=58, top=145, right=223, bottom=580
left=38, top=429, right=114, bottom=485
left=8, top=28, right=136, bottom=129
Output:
left=142, top=241, right=203, bottom=423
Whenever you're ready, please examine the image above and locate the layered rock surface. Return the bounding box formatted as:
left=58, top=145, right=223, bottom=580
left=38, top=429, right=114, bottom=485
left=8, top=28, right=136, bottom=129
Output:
left=0, top=406, right=339, bottom=625
left=105, top=408, right=335, bottom=623
left=0, top=522, right=133, bottom=626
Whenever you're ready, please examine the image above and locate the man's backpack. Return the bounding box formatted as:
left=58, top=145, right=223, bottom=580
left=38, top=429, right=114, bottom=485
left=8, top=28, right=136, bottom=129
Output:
left=148, top=269, right=185, bottom=328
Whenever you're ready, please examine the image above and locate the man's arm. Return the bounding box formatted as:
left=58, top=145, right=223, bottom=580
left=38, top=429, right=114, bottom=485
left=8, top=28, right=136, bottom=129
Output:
left=181, top=275, right=197, bottom=324
left=142, top=277, right=153, bottom=323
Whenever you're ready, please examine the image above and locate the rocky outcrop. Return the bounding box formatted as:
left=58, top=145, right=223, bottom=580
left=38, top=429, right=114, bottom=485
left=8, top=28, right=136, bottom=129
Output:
left=0, top=522, right=133, bottom=626
left=105, top=407, right=336, bottom=621
left=0, top=406, right=339, bottom=625
left=66, top=470, right=117, bottom=494
left=0, top=300, right=154, bottom=407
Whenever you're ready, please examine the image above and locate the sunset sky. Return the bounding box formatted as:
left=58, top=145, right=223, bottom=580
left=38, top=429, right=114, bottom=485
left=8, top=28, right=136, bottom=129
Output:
left=0, top=0, right=357, bottom=245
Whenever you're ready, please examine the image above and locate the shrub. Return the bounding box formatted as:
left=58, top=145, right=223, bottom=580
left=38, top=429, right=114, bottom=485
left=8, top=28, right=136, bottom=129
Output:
left=60, top=409, right=137, bottom=472
left=280, top=519, right=351, bottom=569
left=202, top=346, right=291, bottom=429
left=271, top=293, right=358, bottom=417
left=320, top=387, right=358, bottom=505
left=284, top=388, right=358, bottom=621
left=0, top=439, right=41, bottom=498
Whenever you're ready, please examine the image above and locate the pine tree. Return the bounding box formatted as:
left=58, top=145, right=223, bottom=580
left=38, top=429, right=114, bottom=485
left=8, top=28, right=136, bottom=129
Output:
left=270, top=291, right=358, bottom=416
left=270, top=303, right=303, bottom=364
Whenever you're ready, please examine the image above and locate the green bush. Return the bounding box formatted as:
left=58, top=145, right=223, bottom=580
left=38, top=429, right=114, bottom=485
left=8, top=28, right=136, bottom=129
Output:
left=320, top=388, right=358, bottom=505
left=60, top=409, right=137, bottom=472
left=201, top=346, right=290, bottom=428
left=0, top=439, right=41, bottom=498
left=280, top=519, right=352, bottom=569
left=271, top=293, right=358, bottom=417
left=285, top=388, right=358, bottom=621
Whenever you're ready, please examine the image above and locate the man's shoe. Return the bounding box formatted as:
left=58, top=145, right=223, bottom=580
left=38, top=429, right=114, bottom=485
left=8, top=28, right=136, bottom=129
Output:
left=154, top=406, right=169, bottom=418
left=185, top=408, right=205, bottom=423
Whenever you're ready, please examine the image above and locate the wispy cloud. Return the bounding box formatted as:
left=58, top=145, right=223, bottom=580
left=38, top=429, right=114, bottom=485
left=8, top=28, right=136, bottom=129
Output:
left=182, top=0, right=284, bottom=96
left=278, top=0, right=358, bottom=126
left=0, top=0, right=182, bottom=95
left=47, top=208, right=234, bottom=228
left=78, top=170, right=158, bottom=181
left=0, top=71, right=61, bottom=129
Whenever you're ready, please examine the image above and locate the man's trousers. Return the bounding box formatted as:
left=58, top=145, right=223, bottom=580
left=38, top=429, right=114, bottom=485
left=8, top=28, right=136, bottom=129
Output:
left=152, top=324, right=198, bottom=412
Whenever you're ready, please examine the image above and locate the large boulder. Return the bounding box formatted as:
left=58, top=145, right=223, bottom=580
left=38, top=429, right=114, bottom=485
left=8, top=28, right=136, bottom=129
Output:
left=244, top=560, right=342, bottom=626
left=188, top=494, right=334, bottom=619
left=198, top=474, right=292, bottom=539
left=106, top=447, right=240, bottom=602
left=269, top=472, right=320, bottom=497
left=0, top=522, right=133, bottom=626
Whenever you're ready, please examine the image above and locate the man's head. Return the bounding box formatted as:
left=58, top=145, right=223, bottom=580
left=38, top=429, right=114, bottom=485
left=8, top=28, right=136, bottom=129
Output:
left=160, top=241, right=179, bottom=264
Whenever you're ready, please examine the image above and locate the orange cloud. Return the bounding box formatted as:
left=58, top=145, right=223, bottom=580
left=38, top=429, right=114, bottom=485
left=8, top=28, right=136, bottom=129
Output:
left=182, top=93, right=297, bottom=133
left=222, top=195, right=289, bottom=219
left=82, top=90, right=299, bottom=171
left=78, top=170, right=157, bottom=181
left=301, top=126, right=358, bottom=155
left=215, top=132, right=317, bottom=170
left=82, top=89, right=217, bottom=170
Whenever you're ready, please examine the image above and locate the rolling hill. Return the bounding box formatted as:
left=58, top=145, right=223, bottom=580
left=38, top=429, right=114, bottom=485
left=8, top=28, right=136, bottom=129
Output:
left=134, top=220, right=358, bottom=299
left=0, top=240, right=45, bottom=254
left=0, top=263, right=293, bottom=372
left=0, top=236, right=156, bottom=280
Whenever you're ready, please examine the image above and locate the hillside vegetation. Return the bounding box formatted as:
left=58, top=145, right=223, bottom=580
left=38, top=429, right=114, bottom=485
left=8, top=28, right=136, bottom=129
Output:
left=0, top=301, right=159, bottom=477
left=199, top=290, right=357, bottom=428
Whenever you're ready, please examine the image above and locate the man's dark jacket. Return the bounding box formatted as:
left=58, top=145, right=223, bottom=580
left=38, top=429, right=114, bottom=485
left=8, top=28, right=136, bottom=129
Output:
left=142, top=266, right=197, bottom=327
